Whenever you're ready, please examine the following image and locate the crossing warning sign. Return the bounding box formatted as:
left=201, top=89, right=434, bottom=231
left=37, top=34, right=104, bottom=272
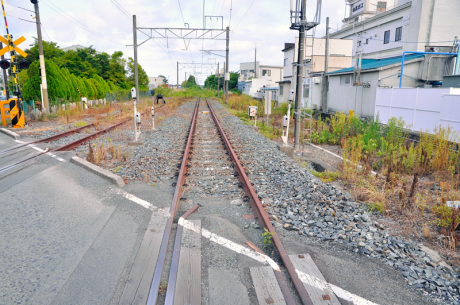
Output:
left=0, top=35, right=27, bottom=57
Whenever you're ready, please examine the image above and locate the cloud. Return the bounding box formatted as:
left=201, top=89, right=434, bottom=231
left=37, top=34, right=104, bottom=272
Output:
left=4, top=0, right=347, bottom=85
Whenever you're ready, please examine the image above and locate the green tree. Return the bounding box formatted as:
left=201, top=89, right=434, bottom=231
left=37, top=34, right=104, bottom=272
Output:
left=24, top=39, right=64, bottom=64
left=83, top=78, right=95, bottom=99
left=186, top=75, right=198, bottom=88
left=127, top=57, right=149, bottom=89
left=159, top=75, right=168, bottom=84
left=229, top=71, right=240, bottom=90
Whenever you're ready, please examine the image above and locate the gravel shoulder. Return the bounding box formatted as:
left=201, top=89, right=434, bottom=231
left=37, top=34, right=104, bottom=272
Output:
left=210, top=99, right=456, bottom=305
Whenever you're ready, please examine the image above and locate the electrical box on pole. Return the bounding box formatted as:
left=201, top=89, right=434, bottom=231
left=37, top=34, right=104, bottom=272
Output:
left=131, top=87, right=137, bottom=100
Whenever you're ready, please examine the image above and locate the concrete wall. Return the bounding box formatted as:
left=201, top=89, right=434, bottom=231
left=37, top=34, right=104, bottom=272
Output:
left=283, top=48, right=295, bottom=78
left=375, top=88, right=460, bottom=133
left=278, top=83, right=292, bottom=104
left=327, top=59, right=424, bottom=117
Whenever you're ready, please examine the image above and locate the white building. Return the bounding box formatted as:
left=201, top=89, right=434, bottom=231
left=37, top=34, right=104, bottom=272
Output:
left=148, top=77, right=165, bottom=89
left=331, top=0, right=460, bottom=61
left=326, top=0, right=460, bottom=118
left=278, top=38, right=353, bottom=108
left=62, top=44, right=102, bottom=54
left=239, top=62, right=283, bottom=84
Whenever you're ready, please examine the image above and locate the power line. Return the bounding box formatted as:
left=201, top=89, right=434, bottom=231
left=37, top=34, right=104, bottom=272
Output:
left=219, top=0, right=226, bottom=15
left=229, top=0, right=232, bottom=27
left=233, top=0, right=257, bottom=31
left=3, top=1, right=34, bottom=13
left=40, top=21, right=52, bottom=42
left=40, top=0, right=124, bottom=46
left=178, top=0, right=185, bottom=24
left=5, top=13, right=35, bottom=24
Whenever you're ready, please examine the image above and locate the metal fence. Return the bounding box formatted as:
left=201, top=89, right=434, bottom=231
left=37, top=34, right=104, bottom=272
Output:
left=105, top=90, right=150, bottom=103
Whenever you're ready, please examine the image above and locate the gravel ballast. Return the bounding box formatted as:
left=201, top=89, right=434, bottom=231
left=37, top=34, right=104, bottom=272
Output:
left=209, top=100, right=460, bottom=305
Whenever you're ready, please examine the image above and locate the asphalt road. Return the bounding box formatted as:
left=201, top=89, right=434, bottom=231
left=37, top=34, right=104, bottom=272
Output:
left=0, top=132, right=170, bottom=305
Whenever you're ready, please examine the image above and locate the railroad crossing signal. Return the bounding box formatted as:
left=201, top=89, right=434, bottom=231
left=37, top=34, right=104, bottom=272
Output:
left=0, top=35, right=27, bottom=57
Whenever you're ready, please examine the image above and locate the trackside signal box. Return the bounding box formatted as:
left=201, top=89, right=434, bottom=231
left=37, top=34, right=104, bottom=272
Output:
left=248, top=106, right=258, bottom=117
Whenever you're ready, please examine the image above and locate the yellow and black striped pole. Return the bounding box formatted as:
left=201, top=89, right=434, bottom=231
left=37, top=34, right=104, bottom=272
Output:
left=1, top=0, right=24, bottom=128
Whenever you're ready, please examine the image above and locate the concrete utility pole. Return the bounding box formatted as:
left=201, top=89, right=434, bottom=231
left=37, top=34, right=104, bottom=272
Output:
left=133, top=15, right=139, bottom=141
left=293, top=0, right=306, bottom=150
left=254, top=44, right=257, bottom=78
left=0, top=42, right=9, bottom=99
left=217, top=62, right=220, bottom=97
left=225, top=27, right=229, bottom=104
left=321, top=17, right=330, bottom=113
left=177, top=61, right=179, bottom=88
left=33, top=0, right=49, bottom=113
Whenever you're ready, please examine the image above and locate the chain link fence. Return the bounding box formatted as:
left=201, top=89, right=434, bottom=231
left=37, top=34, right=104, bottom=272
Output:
left=105, top=90, right=150, bottom=103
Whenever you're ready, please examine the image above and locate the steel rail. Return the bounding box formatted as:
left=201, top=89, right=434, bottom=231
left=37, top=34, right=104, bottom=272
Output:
left=206, top=99, right=314, bottom=305
left=0, top=123, right=94, bottom=156
left=164, top=204, right=200, bottom=305
left=146, top=99, right=200, bottom=305
left=0, top=109, right=152, bottom=174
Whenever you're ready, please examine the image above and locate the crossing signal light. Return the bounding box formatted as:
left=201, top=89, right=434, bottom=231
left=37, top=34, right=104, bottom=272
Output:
left=30, top=0, right=38, bottom=4
left=19, top=60, right=30, bottom=70
left=0, top=59, right=10, bottom=70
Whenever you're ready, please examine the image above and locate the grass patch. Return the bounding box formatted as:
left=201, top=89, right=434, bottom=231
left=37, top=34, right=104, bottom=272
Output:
left=73, top=121, right=87, bottom=127
left=310, top=170, right=341, bottom=183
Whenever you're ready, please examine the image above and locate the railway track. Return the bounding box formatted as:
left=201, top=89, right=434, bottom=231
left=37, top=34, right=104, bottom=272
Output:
left=0, top=103, right=159, bottom=175
left=120, top=98, right=318, bottom=305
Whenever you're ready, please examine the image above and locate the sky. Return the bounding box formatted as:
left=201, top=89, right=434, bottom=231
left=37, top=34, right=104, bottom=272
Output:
left=2, top=0, right=349, bottom=85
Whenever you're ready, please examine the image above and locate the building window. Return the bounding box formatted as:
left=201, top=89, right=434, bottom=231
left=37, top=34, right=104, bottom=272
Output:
left=340, top=75, right=351, bottom=85
left=395, top=26, right=402, bottom=41
left=366, top=38, right=369, bottom=44
left=384, top=30, right=390, bottom=44
left=280, top=85, right=284, bottom=95
left=284, top=58, right=288, bottom=67
left=303, top=85, right=310, bottom=99
left=262, top=69, right=271, bottom=76
left=377, top=1, right=387, bottom=12
left=358, top=40, right=361, bottom=47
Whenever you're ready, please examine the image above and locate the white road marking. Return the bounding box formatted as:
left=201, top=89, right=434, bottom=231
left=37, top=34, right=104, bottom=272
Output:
left=14, top=140, right=66, bottom=162
left=296, top=269, right=379, bottom=305
left=115, top=189, right=156, bottom=210
left=180, top=218, right=280, bottom=271
left=180, top=218, right=378, bottom=305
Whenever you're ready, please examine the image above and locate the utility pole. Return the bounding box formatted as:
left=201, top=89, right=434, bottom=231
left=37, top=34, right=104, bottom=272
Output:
left=185, top=72, right=187, bottom=89
left=294, top=0, right=306, bottom=150
left=177, top=61, right=179, bottom=88
left=133, top=15, right=139, bottom=142
left=225, top=27, right=229, bottom=104
left=321, top=17, right=330, bottom=113
left=217, top=62, right=220, bottom=97
left=0, top=42, right=9, bottom=99
left=32, top=0, right=49, bottom=114
left=254, top=44, right=257, bottom=78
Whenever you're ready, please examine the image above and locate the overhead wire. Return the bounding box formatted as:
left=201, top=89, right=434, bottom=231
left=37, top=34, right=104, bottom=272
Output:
left=40, top=0, right=124, bottom=46
left=3, top=1, right=34, bottom=13
left=5, top=13, right=35, bottom=24
left=232, top=0, right=257, bottom=32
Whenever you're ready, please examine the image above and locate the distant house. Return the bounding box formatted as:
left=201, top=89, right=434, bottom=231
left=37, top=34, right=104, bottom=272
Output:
left=239, top=62, right=283, bottom=99
left=149, top=77, right=165, bottom=89
left=62, top=44, right=102, bottom=54
left=278, top=38, right=353, bottom=108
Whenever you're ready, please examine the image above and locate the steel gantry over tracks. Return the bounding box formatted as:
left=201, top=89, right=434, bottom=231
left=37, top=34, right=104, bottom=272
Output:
left=131, top=16, right=231, bottom=104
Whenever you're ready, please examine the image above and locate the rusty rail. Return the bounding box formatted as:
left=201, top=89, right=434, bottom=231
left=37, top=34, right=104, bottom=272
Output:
left=164, top=204, right=200, bottom=305
left=0, top=123, right=94, bottom=156
left=146, top=99, right=200, bottom=305
left=0, top=109, right=152, bottom=174
left=206, top=99, right=314, bottom=305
